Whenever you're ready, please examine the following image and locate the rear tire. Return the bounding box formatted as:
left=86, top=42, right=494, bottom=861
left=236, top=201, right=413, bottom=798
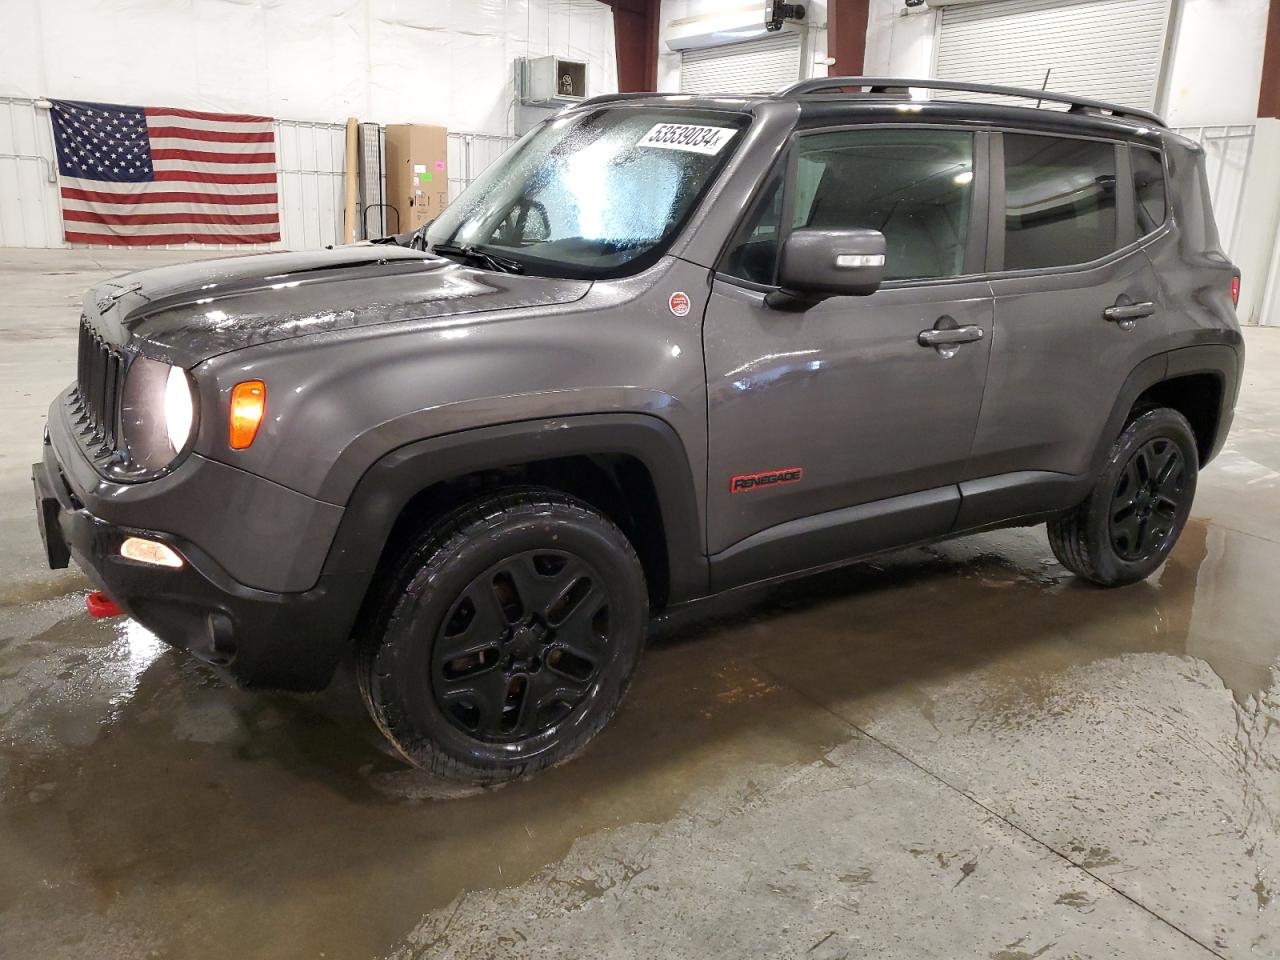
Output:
left=1047, top=407, right=1198, bottom=587
left=357, top=487, right=647, bottom=783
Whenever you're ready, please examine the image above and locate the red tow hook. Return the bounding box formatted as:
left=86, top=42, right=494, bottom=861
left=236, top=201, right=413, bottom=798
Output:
left=86, top=591, right=124, bottom=618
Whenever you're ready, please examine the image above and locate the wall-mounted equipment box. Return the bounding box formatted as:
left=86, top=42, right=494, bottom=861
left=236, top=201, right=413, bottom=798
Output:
left=384, top=124, right=449, bottom=233
left=517, top=56, right=587, bottom=106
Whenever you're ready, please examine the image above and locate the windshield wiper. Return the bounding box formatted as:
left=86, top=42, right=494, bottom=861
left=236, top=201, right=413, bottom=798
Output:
left=430, top=242, right=525, bottom=275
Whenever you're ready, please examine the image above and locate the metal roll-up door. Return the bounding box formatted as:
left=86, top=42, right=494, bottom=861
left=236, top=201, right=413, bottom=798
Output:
left=934, top=0, right=1173, bottom=110
left=679, top=31, right=804, bottom=96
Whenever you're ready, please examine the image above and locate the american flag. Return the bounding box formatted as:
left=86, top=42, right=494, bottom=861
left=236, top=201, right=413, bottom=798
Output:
left=49, top=99, right=281, bottom=246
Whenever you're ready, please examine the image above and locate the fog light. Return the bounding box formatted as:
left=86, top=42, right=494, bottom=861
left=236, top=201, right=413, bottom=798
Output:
left=120, top=536, right=184, bottom=568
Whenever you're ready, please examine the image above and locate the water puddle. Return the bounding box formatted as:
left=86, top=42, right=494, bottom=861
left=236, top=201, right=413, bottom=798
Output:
left=1, top=516, right=1277, bottom=958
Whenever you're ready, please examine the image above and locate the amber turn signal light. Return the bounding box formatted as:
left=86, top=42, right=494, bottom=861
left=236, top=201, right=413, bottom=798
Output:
left=229, top=380, right=266, bottom=449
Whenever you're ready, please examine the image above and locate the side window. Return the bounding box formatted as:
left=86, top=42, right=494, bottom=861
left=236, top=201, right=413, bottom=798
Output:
left=721, top=171, right=783, bottom=285
left=720, top=128, right=975, bottom=285
left=1003, top=134, right=1118, bottom=270
left=793, top=129, right=974, bottom=281
left=1131, top=147, right=1167, bottom=236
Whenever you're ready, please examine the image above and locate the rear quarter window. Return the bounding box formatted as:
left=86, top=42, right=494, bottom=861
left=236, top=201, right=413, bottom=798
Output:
left=1131, top=146, right=1168, bottom=236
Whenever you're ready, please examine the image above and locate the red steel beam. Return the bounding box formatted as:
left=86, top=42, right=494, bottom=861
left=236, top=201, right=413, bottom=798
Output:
left=603, top=0, right=661, bottom=92
left=1261, top=0, right=1280, bottom=118
left=829, top=0, right=871, bottom=77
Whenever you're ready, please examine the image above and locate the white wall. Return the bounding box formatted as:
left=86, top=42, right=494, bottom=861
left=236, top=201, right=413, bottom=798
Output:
left=657, top=0, right=830, bottom=92
left=1162, top=0, right=1270, bottom=126
left=863, top=0, right=936, bottom=78
left=0, top=0, right=617, bottom=136
left=862, top=0, right=1272, bottom=127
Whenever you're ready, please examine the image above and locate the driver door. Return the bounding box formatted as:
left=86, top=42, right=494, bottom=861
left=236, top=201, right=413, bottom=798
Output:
left=704, top=126, right=994, bottom=588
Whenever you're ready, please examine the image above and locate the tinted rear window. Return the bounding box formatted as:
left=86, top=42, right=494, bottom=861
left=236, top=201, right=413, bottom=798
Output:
left=1003, top=134, right=1118, bottom=270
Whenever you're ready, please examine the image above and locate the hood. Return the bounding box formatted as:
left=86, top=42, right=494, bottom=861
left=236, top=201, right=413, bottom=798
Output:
left=86, top=246, right=591, bottom=366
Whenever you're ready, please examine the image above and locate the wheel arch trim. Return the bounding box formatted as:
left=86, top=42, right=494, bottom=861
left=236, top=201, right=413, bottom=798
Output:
left=1092, top=342, right=1240, bottom=476
left=317, top=413, right=709, bottom=611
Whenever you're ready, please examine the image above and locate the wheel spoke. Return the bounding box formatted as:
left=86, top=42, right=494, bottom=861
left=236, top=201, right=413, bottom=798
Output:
left=1113, top=459, right=1142, bottom=510
left=436, top=581, right=509, bottom=661
left=437, top=668, right=511, bottom=736
left=1133, top=449, right=1152, bottom=485
left=1133, top=514, right=1150, bottom=552
left=1112, top=511, right=1140, bottom=548
left=508, top=669, right=568, bottom=738
left=531, top=664, right=593, bottom=721
left=550, top=584, right=608, bottom=662
left=1156, top=461, right=1183, bottom=505
left=1111, top=499, right=1138, bottom=524
left=504, top=553, right=584, bottom=620
left=1153, top=446, right=1180, bottom=487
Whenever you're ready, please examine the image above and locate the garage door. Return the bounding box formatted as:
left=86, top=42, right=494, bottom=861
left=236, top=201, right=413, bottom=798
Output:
left=934, top=0, right=1173, bottom=111
left=679, top=31, right=804, bottom=96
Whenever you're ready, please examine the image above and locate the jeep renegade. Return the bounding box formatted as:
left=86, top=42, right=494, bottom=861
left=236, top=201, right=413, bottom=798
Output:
left=33, top=78, right=1243, bottom=782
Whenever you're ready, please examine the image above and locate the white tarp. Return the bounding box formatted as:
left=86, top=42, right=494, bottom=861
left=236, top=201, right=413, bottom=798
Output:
left=0, top=0, right=617, bottom=134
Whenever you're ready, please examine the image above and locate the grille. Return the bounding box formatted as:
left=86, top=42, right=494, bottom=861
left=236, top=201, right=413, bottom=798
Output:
left=72, top=315, right=126, bottom=458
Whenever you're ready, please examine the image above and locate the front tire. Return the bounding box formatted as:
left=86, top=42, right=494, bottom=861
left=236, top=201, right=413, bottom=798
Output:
left=1047, top=407, right=1198, bottom=587
left=358, top=488, right=647, bottom=783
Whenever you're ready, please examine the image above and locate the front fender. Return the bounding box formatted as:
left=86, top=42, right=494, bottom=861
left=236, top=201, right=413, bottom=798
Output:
left=192, top=256, right=712, bottom=505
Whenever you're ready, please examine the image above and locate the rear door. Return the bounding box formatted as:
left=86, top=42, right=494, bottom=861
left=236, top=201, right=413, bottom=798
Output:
left=703, top=125, right=995, bottom=584
left=963, top=131, right=1171, bottom=520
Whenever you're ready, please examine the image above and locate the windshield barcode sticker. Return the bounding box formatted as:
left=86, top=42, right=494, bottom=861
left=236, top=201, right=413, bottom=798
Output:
left=638, top=123, right=737, bottom=156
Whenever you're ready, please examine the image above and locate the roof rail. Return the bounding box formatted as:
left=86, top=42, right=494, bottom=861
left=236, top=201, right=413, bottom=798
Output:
left=776, top=76, right=1165, bottom=128
left=575, top=92, right=670, bottom=108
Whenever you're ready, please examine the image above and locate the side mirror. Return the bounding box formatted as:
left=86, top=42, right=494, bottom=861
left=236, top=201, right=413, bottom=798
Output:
left=766, top=228, right=886, bottom=309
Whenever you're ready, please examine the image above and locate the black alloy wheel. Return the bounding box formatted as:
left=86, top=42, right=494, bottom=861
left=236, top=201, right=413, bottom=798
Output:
left=433, top=550, right=612, bottom=742
left=1108, top=437, right=1186, bottom=562
left=1047, top=407, right=1199, bottom=588
left=358, top=488, right=647, bottom=783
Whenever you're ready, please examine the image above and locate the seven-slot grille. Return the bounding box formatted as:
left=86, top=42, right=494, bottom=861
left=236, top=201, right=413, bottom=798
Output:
left=72, top=315, right=126, bottom=458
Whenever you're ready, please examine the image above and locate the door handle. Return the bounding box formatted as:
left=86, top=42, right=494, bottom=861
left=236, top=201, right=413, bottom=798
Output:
left=918, top=325, right=984, bottom=347
left=1103, top=301, right=1156, bottom=323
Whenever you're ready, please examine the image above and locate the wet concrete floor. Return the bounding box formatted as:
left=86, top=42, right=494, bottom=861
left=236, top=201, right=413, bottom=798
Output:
left=1, top=248, right=1278, bottom=959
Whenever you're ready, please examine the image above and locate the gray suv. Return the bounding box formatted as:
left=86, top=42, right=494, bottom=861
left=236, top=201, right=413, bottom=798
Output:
left=33, top=78, right=1243, bottom=782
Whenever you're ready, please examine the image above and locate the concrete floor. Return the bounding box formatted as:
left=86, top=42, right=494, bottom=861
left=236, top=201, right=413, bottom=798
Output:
left=1, top=247, right=1278, bottom=960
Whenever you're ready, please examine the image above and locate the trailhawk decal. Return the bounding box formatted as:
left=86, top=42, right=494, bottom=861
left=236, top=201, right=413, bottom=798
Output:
left=638, top=123, right=737, bottom=156
left=730, top=467, right=804, bottom=493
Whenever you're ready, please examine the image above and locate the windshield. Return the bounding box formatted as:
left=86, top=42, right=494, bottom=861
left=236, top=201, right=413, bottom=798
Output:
left=426, top=108, right=748, bottom=279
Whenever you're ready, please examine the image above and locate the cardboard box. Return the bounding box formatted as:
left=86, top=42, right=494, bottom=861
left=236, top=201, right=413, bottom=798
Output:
left=384, top=124, right=449, bottom=234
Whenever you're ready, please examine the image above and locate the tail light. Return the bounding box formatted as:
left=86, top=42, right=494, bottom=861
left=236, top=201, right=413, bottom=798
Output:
left=1231, top=275, right=1241, bottom=307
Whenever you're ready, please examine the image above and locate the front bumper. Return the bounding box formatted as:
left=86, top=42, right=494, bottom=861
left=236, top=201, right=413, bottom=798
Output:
left=33, top=426, right=352, bottom=692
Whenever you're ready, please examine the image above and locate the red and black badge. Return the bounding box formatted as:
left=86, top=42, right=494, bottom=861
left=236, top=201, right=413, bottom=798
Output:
left=730, top=467, right=804, bottom=493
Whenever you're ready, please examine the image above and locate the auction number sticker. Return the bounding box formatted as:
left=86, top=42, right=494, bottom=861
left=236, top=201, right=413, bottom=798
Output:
left=638, top=123, right=737, bottom=156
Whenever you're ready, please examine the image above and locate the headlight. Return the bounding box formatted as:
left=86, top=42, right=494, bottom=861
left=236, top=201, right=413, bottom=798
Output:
left=163, top=365, right=195, bottom=453
left=119, top=356, right=198, bottom=475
